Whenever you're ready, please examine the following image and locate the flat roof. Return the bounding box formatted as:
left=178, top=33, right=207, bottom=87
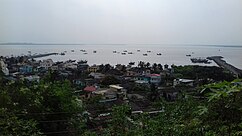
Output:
left=109, top=85, right=123, bottom=89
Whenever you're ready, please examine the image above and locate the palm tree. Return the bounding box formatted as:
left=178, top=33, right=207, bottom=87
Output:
left=146, top=62, right=150, bottom=68
left=152, top=63, right=157, bottom=71
left=158, top=64, right=163, bottom=71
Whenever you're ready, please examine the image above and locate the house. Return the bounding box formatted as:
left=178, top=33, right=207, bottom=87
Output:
left=73, top=79, right=86, bottom=88
left=63, top=62, right=77, bottom=70
left=93, top=85, right=127, bottom=102
left=24, top=75, right=40, bottom=82
left=83, top=86, right=97, bottom=99
left=133, top=75, right=150, bottom=82
left=88, top=65, right=99, bottom=73
left=0, top=59, right=9, bottom=75
left=40, top=59, right=54, bottom=70
left=77, top=61, right=89, bottom=72
left=19, top=65, right=33, bottom=74
left=173, top=78, right=194, bottom=87
left=149, top=74, right=161, bottom=85
left=126, top=70, right=138, bottom=76
left=89, top=72, right=105, bottom=80
left=158, top=87, right=179, bottom=101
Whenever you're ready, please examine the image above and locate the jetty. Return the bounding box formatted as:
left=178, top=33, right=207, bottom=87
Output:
left=207, top=56, right=242, bottom=77
left=27, top=53, right=58, bottom=59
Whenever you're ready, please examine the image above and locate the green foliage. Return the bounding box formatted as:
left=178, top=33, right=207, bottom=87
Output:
left=101, top=75, right=120, bottom=86
left=173, top=65, right=235, bottom=81
left=0, top=109, right=42, bottom=136
left=0, top=78, right=84, bottom=135
left=101, top=79, right=242, bottom=136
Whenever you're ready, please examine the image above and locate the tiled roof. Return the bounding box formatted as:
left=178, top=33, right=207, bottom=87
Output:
left=84, top=86, right=96, bottom=92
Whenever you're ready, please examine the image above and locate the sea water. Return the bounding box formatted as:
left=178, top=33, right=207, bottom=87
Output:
left=0, top=44, right=241, bottom=69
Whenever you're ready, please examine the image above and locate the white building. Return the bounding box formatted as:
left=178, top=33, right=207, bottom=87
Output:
left=24, top=75, right=40, bottom=82
left=40, top=59, right=54, bottom=70
left=149, top=74, right=161, bottom=84
left=173, top=79, right=194, bottom=87
left=0, top=59, right=9, bottom=75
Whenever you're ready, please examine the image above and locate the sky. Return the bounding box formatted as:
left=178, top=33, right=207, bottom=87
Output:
left=0, top=0, right=241, bottom=45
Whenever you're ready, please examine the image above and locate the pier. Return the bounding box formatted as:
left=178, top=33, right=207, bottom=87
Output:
left=207, top=56, right=242, bottom=78
left=27, top=53, right=58, bottom=59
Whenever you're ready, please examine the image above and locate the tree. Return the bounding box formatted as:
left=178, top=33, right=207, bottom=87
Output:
left=0, top=79, right=84, bottom=135
left=101, top=76, right=120, bottom=86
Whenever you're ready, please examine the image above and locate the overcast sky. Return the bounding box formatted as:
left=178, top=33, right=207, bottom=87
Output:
left=0, top=0, right=241, bottom=45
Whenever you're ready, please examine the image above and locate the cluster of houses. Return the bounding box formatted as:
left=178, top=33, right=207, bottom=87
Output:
left=0, top=56, right=196, bottom=131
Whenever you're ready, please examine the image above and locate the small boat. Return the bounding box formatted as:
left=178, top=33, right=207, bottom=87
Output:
left=143, top=54, right=148, bottom=56
left=93, top=51, right=97, bottom=53
left=123, top=50, right=128, bottom=52
left=157, top=53, right=162, bottom=55
left=129, top=62, right=135, bottom=65
left=71, top=50, right=74, bottom=52
left=137, top=50, right=140, bottom=52
left=128, top=52, right=133, bottom=54
left=113, top=51, right=117, bottom=53
left=121, top=53, right=126, bottom=55
left=191, top=58, right=211, bottom=64
left=186, top=54, right=191, bottom=57
left=60, top=52, right=65, bottom=55
left=78, top=60, right=88, bottom=64
left=83, top=52, right=88, bottom=54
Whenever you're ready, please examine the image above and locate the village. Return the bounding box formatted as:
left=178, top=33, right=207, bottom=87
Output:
left=0, top=55, right=236, bottom=132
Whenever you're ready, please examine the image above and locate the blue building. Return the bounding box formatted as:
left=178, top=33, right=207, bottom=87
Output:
left=19, top=65, right=33, bottom=74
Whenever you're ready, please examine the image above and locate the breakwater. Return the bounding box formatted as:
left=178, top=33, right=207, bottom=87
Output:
left=207, top=56, right=242, bottom=77
left=27, top=53, right=58, bottom=59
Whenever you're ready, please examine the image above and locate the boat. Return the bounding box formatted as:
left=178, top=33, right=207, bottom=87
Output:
left=186, top=54, right=191, bottom=57
left=143, top=54, right=148, bottom=56
left=157, top=53, right=162, bottom=55
left=71, top=50, right=74, bottom=52
left=123, top=50, right=128, bottom=52
left=129, top=62, right=135, bottom=65
left=60, top=52, right=65, bottom=55
left=78, top=60, right=88, bottom=64
left=113, top=51, right=117, bottom=53
left=121, top=53, right=126, bottom=55
left=147, top=51, right=151, bottom=53
left=190, top=58, right=211, bottom=64
left=137, top=50, right=140, bottom=52
left=93, top=51, right=97, bottom=53
left=83, top=52, right=88, bottom=54
left=128, top=52, right=133, bottom=54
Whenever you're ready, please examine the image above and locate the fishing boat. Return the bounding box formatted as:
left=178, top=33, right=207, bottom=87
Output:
left=191, top=58, right=211, bottom=64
